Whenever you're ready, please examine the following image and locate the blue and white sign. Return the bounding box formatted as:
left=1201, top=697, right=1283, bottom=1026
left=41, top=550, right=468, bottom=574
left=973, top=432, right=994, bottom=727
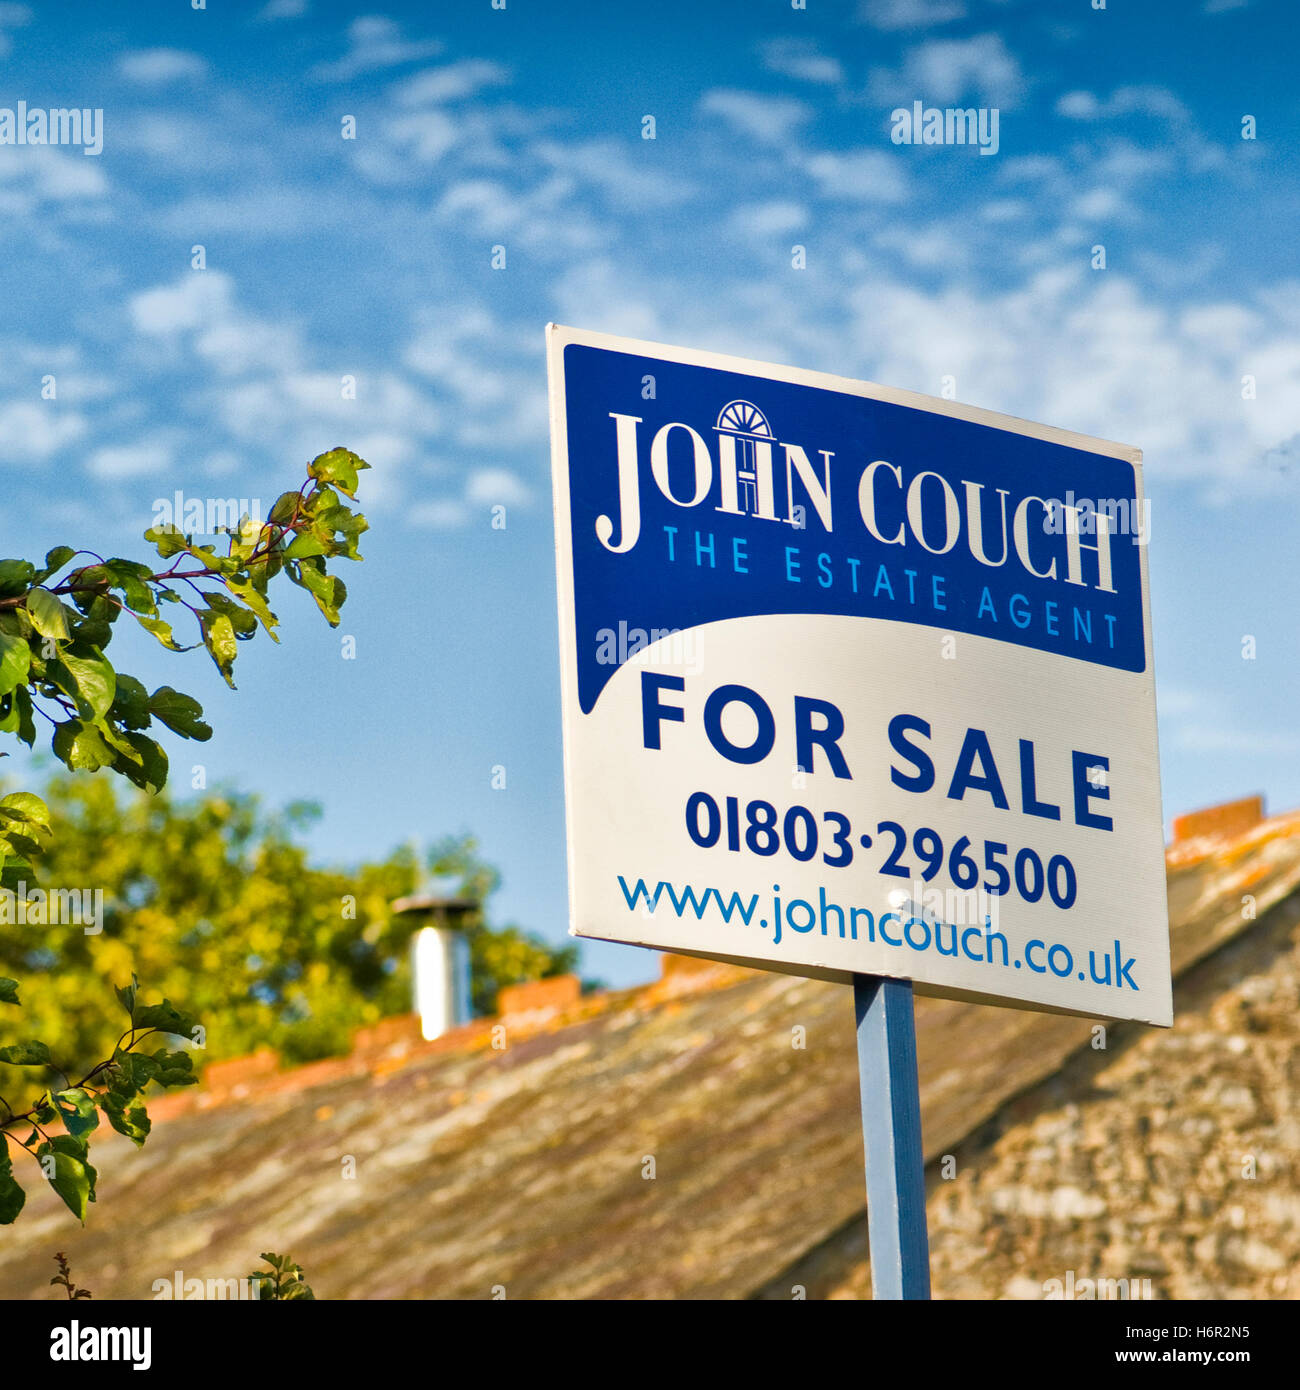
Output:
left=548, top=325, right=1171, bottom=1025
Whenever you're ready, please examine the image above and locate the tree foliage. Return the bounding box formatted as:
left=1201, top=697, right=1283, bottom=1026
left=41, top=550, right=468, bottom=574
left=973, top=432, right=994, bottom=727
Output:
left=0, top=779, right=578, bottom=1070
left=0, top=970, right=201, bottom=1224
left=0, top=445, right=577, bottom=1230
left=0, top=446, right=369, bottom=890
left=249, top=1251, right=315, bottom=1301
left=0, top=448, right=370, bottom=1226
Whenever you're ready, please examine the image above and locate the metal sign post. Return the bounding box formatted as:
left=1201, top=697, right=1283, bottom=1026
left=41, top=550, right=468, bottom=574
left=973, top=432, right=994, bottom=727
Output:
left=854, top=974, right=930, bottom=1300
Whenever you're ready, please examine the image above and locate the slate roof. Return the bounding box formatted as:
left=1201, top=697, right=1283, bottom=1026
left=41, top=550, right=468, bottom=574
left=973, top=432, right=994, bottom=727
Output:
left=0, top=803, right=1297, bottom=1299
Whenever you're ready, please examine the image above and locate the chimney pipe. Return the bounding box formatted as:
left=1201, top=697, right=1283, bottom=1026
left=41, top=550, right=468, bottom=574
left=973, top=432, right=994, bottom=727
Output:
left=391, top=895, right=477, bottom=1041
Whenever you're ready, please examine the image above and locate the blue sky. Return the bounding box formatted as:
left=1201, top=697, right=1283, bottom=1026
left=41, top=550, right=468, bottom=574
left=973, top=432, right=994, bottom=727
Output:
left=1, top=0, right=1296, bottom=988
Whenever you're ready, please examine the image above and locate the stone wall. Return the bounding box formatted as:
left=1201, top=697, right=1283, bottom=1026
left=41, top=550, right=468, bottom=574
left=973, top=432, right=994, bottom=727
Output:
left=812, top=890, right=1300, bottom=1300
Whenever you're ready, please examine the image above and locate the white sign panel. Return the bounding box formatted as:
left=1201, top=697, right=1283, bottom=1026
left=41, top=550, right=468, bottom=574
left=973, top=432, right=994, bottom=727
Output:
left=547, top=324, right=1171, bottom=1025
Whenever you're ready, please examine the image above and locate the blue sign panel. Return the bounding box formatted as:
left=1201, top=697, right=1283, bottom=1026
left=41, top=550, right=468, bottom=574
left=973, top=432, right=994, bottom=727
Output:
left=562, top=343, right=1146, bottom=715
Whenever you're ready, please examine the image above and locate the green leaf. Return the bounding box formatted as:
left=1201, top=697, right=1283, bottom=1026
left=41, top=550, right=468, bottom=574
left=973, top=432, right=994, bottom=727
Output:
left=0, top=559, right=35, bottom=598
left=131, top=611, right=186, bottom=651
left=103, top=559, right=157, bottom=614
left=0, top=686, right=35, bottom=747
left=149, top=1048, right=198, bottom=1086
left=51, top=719, right=116, bottom=773
left=0, top=977, right=19, bottom=1005
left=144, top=526, right=188, bottom=559
left=268, top=492, right=301, bottom=525
left=109, top=673, right=152, bottom=730
left=0, top=828, right=44, bottom=863
left=0, top=1144, right=26, bottom=1225
left=0, top=793, right=50, bottom=834
left=26, top=588, right=70, bottom=642
left=107, top=1049, right=159, bottom=1096
left=0, top=1041, right=51, bottom=1065
left=48, top=650, right=116, bottom=722
left=224, top=579, right=279, bottom=640
left=115, top=974, right=138, bottom=1021
left=200, top=611, right=238, bottom=687
left=40, top=1143, right=94, bottom=1223
left=148, top=686, right=212, bottom=741
left=308, top=447, right=369, bottom=499
left=101, top=1090, right=150, bottom=1146
left=54, top=1089, right=99, bottom=1141
left=316, top=505, right=368, bottom=559
left=35, top=546, right=76, bottom=583
left=0, top=631, right=30, bottom=699
left=292, top=559, right=346, bottom=626
left=283, top=532, right=327, bottom=561
left=133, top=998, right=198, bottom=1038
left=109, top=731, right=168, bottom=794
left=0, top=855, right=35, bottom=893
left=204, top=592, right=258, bottom=640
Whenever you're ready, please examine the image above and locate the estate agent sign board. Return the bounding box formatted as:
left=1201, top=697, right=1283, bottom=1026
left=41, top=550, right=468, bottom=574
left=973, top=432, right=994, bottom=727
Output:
left=547, top=324, right=1170, bottom=1028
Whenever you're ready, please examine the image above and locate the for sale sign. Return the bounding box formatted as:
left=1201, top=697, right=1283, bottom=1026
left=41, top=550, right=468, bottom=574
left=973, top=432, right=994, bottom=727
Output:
left=547, top=324, right=1171, bottom=1025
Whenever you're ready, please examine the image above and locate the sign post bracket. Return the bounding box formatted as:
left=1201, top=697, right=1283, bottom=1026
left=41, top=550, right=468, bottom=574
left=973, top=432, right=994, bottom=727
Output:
left=854, top=974, right=931, bottom=1300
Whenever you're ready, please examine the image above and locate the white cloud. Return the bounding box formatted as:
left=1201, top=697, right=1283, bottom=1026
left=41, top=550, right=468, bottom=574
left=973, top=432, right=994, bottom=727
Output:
left=1056, top=85, right=1191, bottom=123
left=859, top=0, right=965, bottom=30
left=874, top=222, right=971, bottom=271
left=406, top=468, right=532, bottom=530
left=870, top=34, right=1025, bottom=108
left=727, top=200, right=808, bottom=239
left=761, top=39, right=844, bottom=86
left=88, top=438, right=172, bottom=479
left=0, top=148, right=109, bottom=216
left=392, top=59, right=511, bottom=106
left=384, top=108, right=458, bottom=163
left=532, top=138, right=692, bottom=209
left=466, top=467, right=531, bottom=507
left=216, top=373, right=439, bottom=497
left=1054, top=87, right=1227, bottom=176
left=311, top=16, right=442, bottom=81
left=123, top=271, right=440, bottom=506
left=804, top=149, right=909, bottom=203
left=0, top=3, right=30, bottom=59
left=0, top=400, right=86, bottom=462
left=129, top=271, right=301, bottom=375
left=1069, top=187, right=1129, bottom=222
left=698, top=90, right=814, bottom=146
left=842, top=267, right=1300, bottom=481
left=408, top=498, right=470, bottom=529
left=434, top=175, right=603, bottom=254
left=258, top=0, right=308, bottom=18
left=130, top=271, right=236, bottom=335
left=403, top=304, right=547, bottom=450
left=117, top=49, right=208, bottom=85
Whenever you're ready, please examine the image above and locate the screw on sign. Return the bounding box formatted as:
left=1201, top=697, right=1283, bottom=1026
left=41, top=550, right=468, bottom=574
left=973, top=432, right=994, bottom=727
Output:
left=547, top=325, right=1169, bottom=1299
